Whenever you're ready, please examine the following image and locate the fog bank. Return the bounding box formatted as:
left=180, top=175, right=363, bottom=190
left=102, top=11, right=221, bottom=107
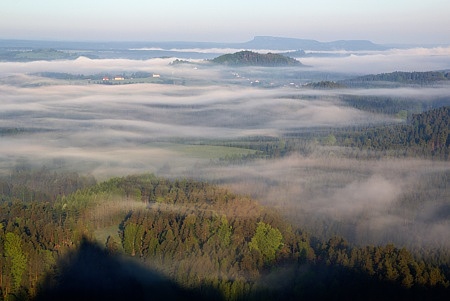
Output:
left=1, top=54, right=449, bottom=249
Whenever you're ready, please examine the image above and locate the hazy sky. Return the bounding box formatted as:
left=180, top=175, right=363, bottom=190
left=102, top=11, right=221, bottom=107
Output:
left=1, top=0, right=449, bottom=44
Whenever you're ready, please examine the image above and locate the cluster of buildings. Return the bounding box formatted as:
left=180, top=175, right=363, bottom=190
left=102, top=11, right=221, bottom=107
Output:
left=101, top=74, right=161, bottom=82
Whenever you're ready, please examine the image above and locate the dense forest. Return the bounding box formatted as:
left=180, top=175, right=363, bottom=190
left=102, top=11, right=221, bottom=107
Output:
left=340, top=71, right=450, bottom=88
left=301, top=71, right=450, bottom=89
left=0, top=172, right=449, bottom=300
left=349, top=71, right=450, bottom=84
left=334, top=106, right=450, bottom=159
left=211, top=51, right=301, bottom=67
left=212, top=106, right=449, bottom=160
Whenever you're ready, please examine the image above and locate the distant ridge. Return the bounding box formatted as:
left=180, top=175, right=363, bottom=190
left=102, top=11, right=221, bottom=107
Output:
left=0, top=36, right=388, bottom=61
left=239, top=36, right=386, bottom=51
left=0, top=36, right=387, bottom=52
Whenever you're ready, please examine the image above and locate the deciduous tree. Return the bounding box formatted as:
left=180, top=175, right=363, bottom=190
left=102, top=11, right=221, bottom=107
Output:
left=249, top=222, right=283, bottom=263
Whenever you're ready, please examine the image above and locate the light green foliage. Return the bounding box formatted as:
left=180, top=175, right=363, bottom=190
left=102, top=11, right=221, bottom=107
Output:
left=297, top=239, right=314, bottom=262
left=249, top=222, right=283, bottom=262
left=396, top=110, right=408, bottom=120
left=4, top=232, right=27, bottom=290
left=123, top=223, right=144, bottom=256
left=324, top=134, right=337, bottom=146
left=217, top=216, right=232, bottom=247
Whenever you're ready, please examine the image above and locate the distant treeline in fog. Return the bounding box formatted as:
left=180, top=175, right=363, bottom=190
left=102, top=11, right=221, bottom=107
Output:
left=216, top=106, right=450, bottom=160
left=348, top=70, right=450, bottom=84
left=336, top=106, right=450, bottom=159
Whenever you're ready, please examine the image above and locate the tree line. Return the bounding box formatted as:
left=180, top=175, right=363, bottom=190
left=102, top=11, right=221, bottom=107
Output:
left=335, top=106, right=449, bottom=159
left=1, top=173, right=449, bottom=300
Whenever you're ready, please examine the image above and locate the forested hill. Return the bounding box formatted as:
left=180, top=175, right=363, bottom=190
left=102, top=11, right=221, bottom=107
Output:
left=0, top=49, right=81, bottom=62
left=344, top=71, right=450, bottom=86
left=211, top=51, right=301, bottom=67
left=0, top=173, right=449, bottom=300
left=408, top=106, right=449, bottom=150
left=338, top=106, right=449, bottom=159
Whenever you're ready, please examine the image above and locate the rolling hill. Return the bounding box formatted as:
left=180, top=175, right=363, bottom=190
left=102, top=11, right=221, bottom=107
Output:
left=211, top=51, right=301, bottom=67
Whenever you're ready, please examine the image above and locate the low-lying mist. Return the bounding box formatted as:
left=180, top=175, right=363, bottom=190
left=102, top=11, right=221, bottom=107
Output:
left=299, top=46, right=450, bottom=74
left=191, top=155, right=450, bottom=249
left=0, top=81, right=403, bottom=176
left=0, top=52, right=449, bottom=250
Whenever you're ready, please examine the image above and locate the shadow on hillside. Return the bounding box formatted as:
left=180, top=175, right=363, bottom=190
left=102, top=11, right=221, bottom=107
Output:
left=33, top=237, right=449, bottom=301
left=34, top=237, right=219, bottom=301
left=251, top=261, right=449, bottom=301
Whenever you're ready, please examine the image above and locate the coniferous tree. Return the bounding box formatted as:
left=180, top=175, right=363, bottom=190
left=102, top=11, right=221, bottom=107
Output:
left=4, top=232, right=27, bottom=290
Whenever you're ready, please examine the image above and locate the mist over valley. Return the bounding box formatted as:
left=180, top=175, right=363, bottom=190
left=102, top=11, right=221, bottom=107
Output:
left=1, top=40, right=449, bottom=245
left=1, top=38, right=449, bottom=300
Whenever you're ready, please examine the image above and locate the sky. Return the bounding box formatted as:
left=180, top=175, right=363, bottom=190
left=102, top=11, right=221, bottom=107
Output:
left=1, top=0, right=449, bottom=44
